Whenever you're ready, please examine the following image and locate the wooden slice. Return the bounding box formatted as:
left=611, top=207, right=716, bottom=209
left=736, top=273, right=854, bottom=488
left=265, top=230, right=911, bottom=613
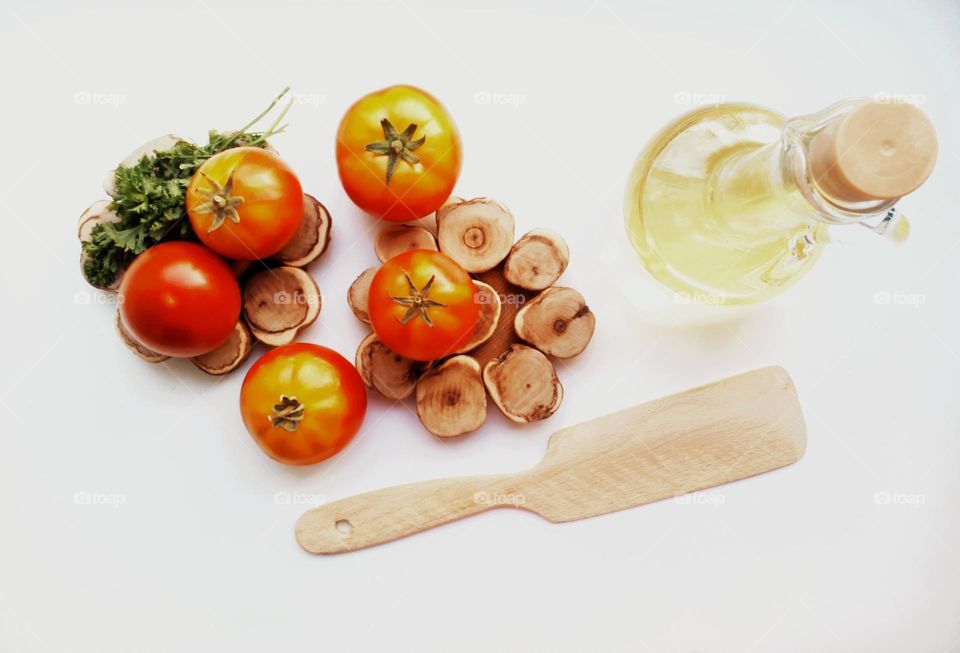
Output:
left=78, top=200, right=124, bottom=291
left=355, top=332, right=426, bottom=400
left=347, top=266, right=378, bottom=324
left=482, top=344, right=563, bottom=423
left=275, top=194, right=332, bottom=267
left=436, top=198, right=515, bottom=273
left=374, top=224, right=438, bottom=263
left=454, top=280, right=501, bottom=355
left=515, top=287, right=595, bottom=358
left=503, top=228, right=570, bottom=291
left=416, top=196, right=462, bottom=236
left=115, top=310, right=169, bottom=363
left=416, top=356, right=487, bottom=437
left=242, top=266, right=321, bottom=346
left=191, top=321, right=254, bottom=375
left=102, top=134, right=189, bottom=196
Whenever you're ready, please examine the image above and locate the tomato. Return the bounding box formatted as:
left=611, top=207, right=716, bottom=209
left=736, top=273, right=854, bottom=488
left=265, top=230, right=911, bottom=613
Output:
left=368, top=250, right=478, bottom=361
left=118, top=242, right=241, bottom=358
left=186, top=147, right=303, bottom=260
left=240, top=344, right=367, bottom=466
left=336, top=85, right=461, bottom=222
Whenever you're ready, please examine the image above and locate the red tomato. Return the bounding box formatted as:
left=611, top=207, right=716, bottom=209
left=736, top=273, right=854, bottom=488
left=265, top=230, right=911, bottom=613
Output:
left=240, top=344, right=367, bottom=465
left=118, top=242, right=240, bottom=358
left=368, top=250, right=479, bottom=361
left=336, top=85, right=461, bottom=221
left=186, top=147, right=303, bottom=260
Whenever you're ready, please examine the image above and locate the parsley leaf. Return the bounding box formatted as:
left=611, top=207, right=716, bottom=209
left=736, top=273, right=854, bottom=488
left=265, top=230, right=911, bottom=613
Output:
left=81, top=90, right=292, bottom=287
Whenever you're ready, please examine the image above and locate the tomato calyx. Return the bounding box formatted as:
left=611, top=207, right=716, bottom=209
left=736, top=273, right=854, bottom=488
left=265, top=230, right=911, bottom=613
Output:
left=191, top=170, right=245, bottom=232
left=271, top=395, right=304, bottom=432
left=391, top=272, right=446, bottom=327
left=364, top=118, right=426, bottom=185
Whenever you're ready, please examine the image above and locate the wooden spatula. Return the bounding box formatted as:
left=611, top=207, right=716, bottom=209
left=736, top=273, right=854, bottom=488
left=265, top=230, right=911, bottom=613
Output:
left=296, top=366, right=805, bottom=554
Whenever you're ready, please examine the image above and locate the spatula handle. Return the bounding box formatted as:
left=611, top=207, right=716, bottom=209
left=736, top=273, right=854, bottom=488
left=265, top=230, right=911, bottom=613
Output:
left=295, top=474, right=517, bottom=554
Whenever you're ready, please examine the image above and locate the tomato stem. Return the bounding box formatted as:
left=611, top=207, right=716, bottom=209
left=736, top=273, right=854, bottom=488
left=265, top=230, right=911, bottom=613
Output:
left=389, top=272, right=446, bottom=327
left=364, top=118, right=426, bottom=186
left=191, top=171, right=245, bottom=232
left=271, top=395, right=304, bottom=432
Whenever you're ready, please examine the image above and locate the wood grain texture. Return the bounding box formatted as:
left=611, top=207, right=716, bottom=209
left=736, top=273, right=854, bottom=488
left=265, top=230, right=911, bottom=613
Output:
left=296, top=366, right=806, bottom=554
left=468, top=265, right=535, bottom=366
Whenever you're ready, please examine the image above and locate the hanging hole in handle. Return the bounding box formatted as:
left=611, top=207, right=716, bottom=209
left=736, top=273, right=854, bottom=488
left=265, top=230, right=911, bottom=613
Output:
left=335, top=519, right=353, bottom=535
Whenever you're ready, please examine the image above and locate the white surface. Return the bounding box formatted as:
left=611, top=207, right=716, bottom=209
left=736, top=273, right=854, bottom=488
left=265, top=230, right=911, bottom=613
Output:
left=2, top=0, right=959, bottom=650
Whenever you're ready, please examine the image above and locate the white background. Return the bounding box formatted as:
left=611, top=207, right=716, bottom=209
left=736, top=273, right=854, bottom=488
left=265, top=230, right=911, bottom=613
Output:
left=1, top=0, right=959, bottom=651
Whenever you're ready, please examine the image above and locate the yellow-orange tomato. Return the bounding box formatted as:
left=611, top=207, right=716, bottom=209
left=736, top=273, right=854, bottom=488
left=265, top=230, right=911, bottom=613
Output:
left=336, top=85, right=461, bottom=222
left=186, top=147, right=303, bottom=260
left=368, top=250, right=479, bottom=361
left=240, top=344, right=367, bottom=466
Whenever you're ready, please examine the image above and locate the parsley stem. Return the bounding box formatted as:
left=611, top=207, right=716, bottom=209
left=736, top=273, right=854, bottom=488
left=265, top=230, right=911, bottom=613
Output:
left=222, top=87, right=291, bottom=149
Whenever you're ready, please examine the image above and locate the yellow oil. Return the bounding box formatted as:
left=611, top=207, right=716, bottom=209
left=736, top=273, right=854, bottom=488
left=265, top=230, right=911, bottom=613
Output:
left=625, top=104, right=828, bottom=306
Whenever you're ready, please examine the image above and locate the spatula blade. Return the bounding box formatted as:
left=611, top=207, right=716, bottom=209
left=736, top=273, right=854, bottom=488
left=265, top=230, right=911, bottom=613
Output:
left=522, top=366, right=805, bottom=522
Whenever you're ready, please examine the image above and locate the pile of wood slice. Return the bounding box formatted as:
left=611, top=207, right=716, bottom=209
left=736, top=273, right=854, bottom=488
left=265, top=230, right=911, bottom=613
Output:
left=349, top=197, right=595, bottom=437
left=78, top=136, right=332, bottom=376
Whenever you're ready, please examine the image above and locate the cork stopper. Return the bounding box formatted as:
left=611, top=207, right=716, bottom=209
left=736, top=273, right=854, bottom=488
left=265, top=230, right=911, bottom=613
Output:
left=810, top=101, right=937, bottom=202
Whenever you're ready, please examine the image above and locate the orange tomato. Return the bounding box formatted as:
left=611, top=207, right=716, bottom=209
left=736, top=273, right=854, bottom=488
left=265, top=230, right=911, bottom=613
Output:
left=186, top=147, right=303, bottom=260
left=336, top=85, right=461, bottom=222
left=368, top=250, right=478, bottom=361
left=118, top=241, right=240, bottom=358
left=240, top=344, right=367, bottom=466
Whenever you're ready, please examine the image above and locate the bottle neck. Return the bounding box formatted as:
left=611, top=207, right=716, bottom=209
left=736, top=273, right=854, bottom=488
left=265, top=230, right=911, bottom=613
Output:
left=782, top=99, right=901, bottom=224
left=710, top=99, right=909, bottom=241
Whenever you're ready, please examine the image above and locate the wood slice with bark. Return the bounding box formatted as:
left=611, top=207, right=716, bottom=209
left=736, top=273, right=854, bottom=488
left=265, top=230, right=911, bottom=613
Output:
left=503, top=229, right=570, bottom=291
left=102, top=134, right=190, bottom=197
left=78, top=200, right=124, bottom=291
left=355, top=332, right=426, bottom=400
left=242, top=266, right=321, bottom=346
left=436, top=198, right=515, bottom=273
left=454, top=280, right=501, bottom=355
left=514, top=287, right=595, bottom=358
left=482, top=344, right=563, bottom=423
left=374, top=224, right=438, bottom=263
left=416, top=356, right=487, bottom=437
left=191, top=321, right=254, bottom=375
left=115, top=310, right=169, bottom=363
left=274, top=194, right=332, bottom=267
left=347, top=266, right=378, bottom=324
left=416, top=195, right=462, bottom=236
left=77, top=200, right=116, bottom=241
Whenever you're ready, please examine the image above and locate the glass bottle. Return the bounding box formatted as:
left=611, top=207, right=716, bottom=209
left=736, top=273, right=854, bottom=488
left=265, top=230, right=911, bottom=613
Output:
left=624, top=99, right=937, bottom=307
